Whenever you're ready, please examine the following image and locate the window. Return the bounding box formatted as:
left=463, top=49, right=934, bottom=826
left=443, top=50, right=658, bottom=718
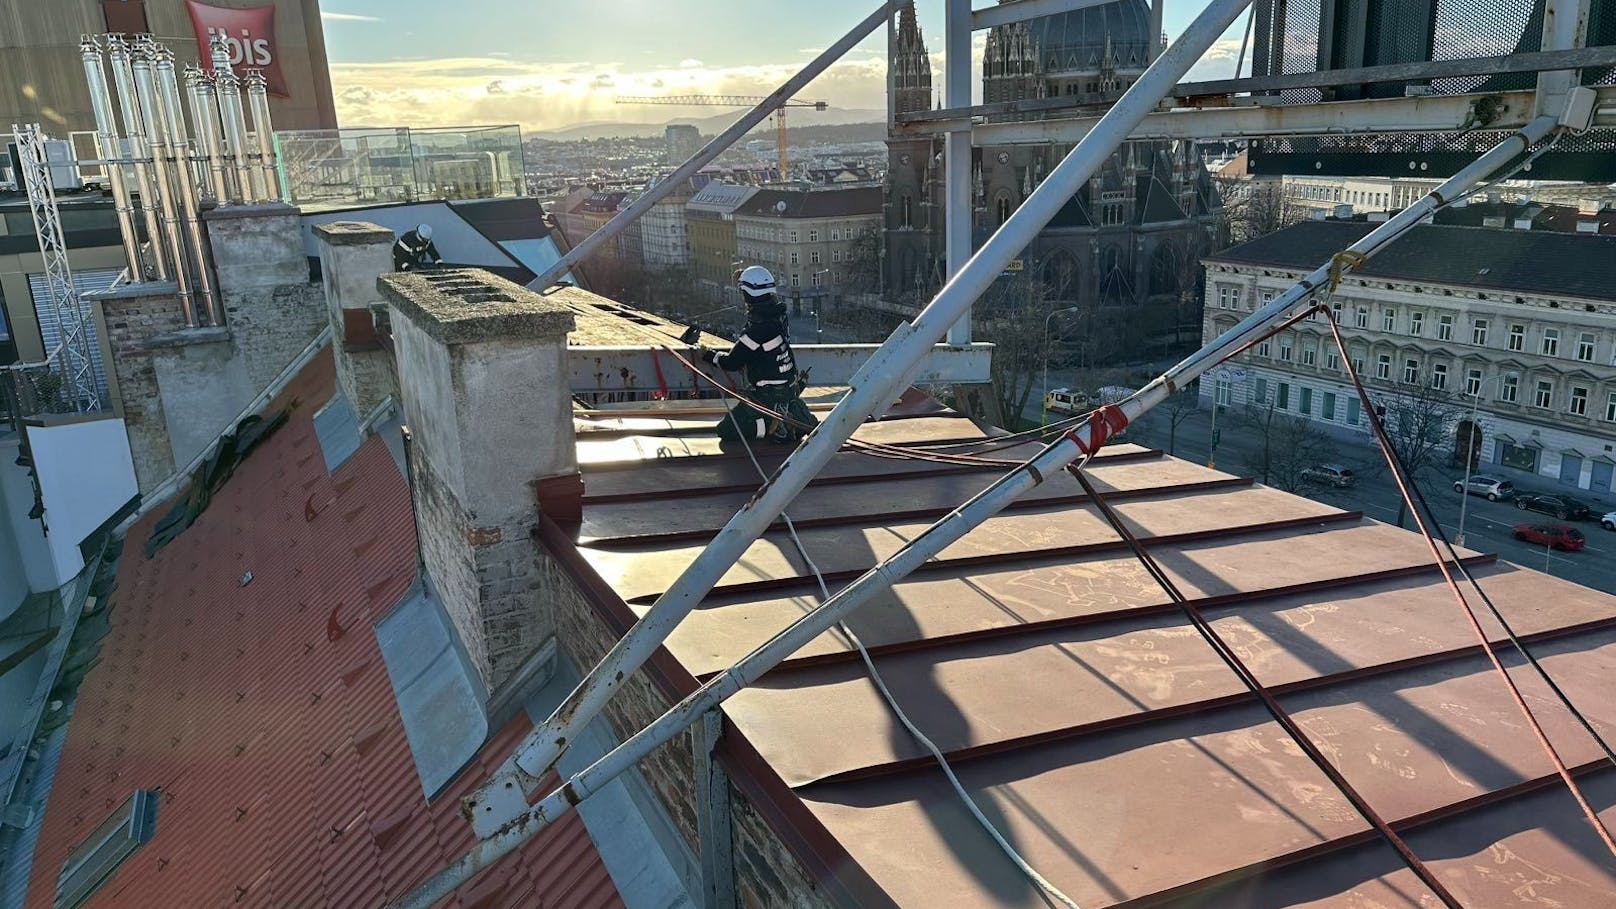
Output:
left=1541, top=328, right=1559, bottom=357
left=808, top=229, right=818, bottom=242
left=1508, top=323, right=1525, bottom=351
left=1431, top=362, right=1448, bottom=390
left=1331, top=300, right=1344, bottom=322
left=1277, top=382, right=1291, bottom=409
left=1382, top=308, right=1396, bottom=331
left=1471, top=318, right=1488, bottom=346
left=1325, top=350, right=1340, bottom=371
left=1346, top=397, right=1361, bottom=425
left=1497, top=441, right=1539, bottom=472
left=1410, top=311, right=1424, bottom=336
left=1376, top=354, right=1392, bottom=380
left=1607, top=391, right=1616, bottom=422
left=811, top=271, right=824, bottom=287
left=1577, top=332, right=1596, bottom=362
left=1254, top=377, right=1268, bottom=403
left=1301, top=345, right=1316, bottom=367
left=1322, top=391, right=1337, bottom=420
left=1257, top=340, right=1272, bottom=358
left=1464, top=368, right=1482, bottom=397
left=1216, top=379, right=1232, bottom=406
left=1218, top=285, right=1239, bottom=309
left=789, top=230, right=799, bottom=242
left=790, top=273, right=800, bottom=287
left=790, top=251, right=800, bottom=266
left=1570, top=385, right=1589, bottom=416
left=1437, top=314, right=1453, bottom=341
left=810, top=250, right=821, bottom=265
left=1500, top=374, right=1519, bottom=403
left=1279, top=338, right=1293, bottom=362
left=1299, top=387, right=1313, bottom=415
left=1355, top=306, right=1369, bottom=328
left=1260, top=290, right=1275, bottom=306
left=1534, top=379, right=1553, bottom=409
left=830, top=229, right=840, bottom=241
left=1403, top=359, right=1420, bottom=384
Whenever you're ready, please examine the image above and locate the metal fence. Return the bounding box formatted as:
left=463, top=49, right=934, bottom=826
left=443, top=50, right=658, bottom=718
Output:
left=274, top=125, right=526, bottom=210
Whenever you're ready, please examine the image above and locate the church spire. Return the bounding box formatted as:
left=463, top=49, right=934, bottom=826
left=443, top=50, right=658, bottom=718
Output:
left=892, top=4, right=933, bottom=116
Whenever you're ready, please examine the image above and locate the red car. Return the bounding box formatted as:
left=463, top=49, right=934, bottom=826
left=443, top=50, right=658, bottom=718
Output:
left=1512, top=522, right=1586, bottom=551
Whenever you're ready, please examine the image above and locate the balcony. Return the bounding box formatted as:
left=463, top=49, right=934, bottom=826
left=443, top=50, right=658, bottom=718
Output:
left=275, top=125, right=526, bottom=211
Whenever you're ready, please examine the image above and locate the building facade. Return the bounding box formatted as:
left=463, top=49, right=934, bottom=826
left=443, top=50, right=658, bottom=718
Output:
left=884, top=1, right=1218, bottom=314
left=639, top=176, right=699, bottom=269
left=734, top=186, right=882, bottom=311
left=685, top=182, right=759, bottom=303
left=664, top=124, right=701, bottom=163
left=0, top=0, right=338, bottom=135
left=1203, top=220, right=1616, bottom=495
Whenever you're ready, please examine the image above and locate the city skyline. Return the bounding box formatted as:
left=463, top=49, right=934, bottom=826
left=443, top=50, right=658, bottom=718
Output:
left=319, top=1, right=1251, bottom=132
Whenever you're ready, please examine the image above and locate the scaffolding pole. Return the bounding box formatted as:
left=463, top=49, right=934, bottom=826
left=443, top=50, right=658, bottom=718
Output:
left=465, top=0, right=1254, bottom=842
left=392, top=109, right=1562, bottom=909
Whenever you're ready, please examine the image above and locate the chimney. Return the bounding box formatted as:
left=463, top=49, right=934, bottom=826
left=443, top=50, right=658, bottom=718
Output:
left=312, top=221, right=398, bottom=419
left=379, top=269, right=579, bottom=693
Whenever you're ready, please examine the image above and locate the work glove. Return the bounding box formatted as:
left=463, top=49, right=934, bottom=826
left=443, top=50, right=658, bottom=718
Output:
left=699, top=348, right=718, bottom=366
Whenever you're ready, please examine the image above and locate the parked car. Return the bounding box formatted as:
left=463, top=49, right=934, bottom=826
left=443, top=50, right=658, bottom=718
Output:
left=1603, top=511, right=1616, bottom=531
left=1453, top=475, right=1514, bottom=501
left=1514, top=492, right=1594, bottom=520
left=1043, top=388, right=1090, bottom=416
left=1512, top=522, right=1587, bottom=551
left=1301, top=464, right=1356, bottom=488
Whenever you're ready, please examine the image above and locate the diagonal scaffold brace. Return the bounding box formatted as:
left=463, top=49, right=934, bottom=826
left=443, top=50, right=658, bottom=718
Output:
left=395, top=102, right=1570, bottom=908
left=462, top=0, right=1261, bottom=840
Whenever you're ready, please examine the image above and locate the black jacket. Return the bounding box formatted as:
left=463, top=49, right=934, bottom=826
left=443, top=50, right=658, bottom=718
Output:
left=393, top=230, right=442, bottom=271
left=711, top=317, right=798, bottom=387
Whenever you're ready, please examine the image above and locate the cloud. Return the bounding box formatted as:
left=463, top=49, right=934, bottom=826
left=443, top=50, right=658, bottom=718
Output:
left=321, top=10, right=381, bottom=22
left=679, top=59, right=704, bottom=69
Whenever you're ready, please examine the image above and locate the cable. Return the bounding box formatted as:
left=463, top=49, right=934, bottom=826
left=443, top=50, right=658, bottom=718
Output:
left=725, top=393, right=1087, bottom=909
left=1322, top=311, right=1616, bottom=859
left=1066, top=463, right=1464, bottom=908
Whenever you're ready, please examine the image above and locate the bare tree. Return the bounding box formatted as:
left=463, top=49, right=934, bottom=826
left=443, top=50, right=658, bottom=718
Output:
left=978, top=271, right=1061, bottom=430
left=1160, top=385, right=1202, bottom=457
left=1372, top=383, right=1466, bottom=527
left=1218, top=178, right=1305, bottom=245
left=1233, top=400, right=1334, bottom=492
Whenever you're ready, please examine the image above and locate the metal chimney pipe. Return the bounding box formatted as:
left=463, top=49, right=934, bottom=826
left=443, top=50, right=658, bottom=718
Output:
left=243, top=69, right=281, bottom=203
left=79, top=35, right=144, bottom=280
left=210, top=35, right=259, bottom=203
left=183, top=65, right=221, bottom=201
left=131, top=38, right=197, bottom=326
left=154, top=47, right=219, bottom=326
left=106, top=34, right=169, bottom=281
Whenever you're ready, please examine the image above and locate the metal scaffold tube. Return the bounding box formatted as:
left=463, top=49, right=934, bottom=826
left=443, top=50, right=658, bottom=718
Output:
left=131, top=37, right=197, bottom=326
left=79, top=36, right=143, bottom=280
left=106, top=34, right=169, bottom=282
left=526, top=0, right=910, bottom=291
left=153, top=47, right=220, bottom=326
left=393, top=111, right=1565, bottom=909
left=467, top=0, right=1254, bottom=842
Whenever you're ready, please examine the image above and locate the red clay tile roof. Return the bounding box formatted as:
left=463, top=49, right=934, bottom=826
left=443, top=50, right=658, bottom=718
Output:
left=26, top=349, right=621, bottom=909
left=563, top=406, right=1616, bottom=907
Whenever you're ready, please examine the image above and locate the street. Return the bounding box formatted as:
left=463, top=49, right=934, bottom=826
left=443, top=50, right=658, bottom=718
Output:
left=1121, top=402, right=1616, bottom=594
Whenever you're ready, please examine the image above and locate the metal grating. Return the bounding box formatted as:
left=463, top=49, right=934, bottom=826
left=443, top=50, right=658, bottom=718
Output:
left=1430, top=0, right=1538, bottom=92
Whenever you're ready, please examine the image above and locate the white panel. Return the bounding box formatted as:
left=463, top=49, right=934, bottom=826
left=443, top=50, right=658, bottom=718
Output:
left=26, top=417, right=138, bottom=585
left=27, top=269, right=117, bottom=405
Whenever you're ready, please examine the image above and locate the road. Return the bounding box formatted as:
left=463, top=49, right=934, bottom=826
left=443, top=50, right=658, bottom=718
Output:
left=1026, top=394, right=1616, bottom=594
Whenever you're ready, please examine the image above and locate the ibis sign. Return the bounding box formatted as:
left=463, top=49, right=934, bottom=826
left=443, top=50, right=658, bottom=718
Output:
left=185, top=0, right=289, bottom=97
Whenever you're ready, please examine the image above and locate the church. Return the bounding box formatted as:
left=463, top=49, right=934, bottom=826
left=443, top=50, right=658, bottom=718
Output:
left=884, top=1, right=1224, bottom=325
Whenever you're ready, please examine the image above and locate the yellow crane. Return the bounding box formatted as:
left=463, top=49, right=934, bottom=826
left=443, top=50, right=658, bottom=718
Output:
left=615, top=94, right=829, bottom=180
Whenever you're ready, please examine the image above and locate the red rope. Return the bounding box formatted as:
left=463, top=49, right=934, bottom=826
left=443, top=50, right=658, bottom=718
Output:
left=648, top=349, right=670, bottom=401
left=1321, top=309, right=1616, bottom=859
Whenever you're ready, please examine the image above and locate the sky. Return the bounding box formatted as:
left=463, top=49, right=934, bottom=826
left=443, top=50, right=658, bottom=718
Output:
left=318, top=1, right=1253, bottom=133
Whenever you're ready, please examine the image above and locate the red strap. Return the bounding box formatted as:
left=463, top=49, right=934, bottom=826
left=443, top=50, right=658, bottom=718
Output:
left=1065, top=404, right=1129, bottom=456
left=649, top=349, right=670, bottom=401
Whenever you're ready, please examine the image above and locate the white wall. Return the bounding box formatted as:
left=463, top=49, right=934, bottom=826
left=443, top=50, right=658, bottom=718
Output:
left=300, top=203, right=516, bottom=269
left=0, top=434, right=59, bottom=596
left=0, top=434, right=32, bottom=621
left=27, top=416, right=138, bottom=584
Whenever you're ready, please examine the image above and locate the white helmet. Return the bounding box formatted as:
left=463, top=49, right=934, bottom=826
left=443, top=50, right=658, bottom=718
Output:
left=737, top=265, right=776, bottom=298
left=416, top=223, right=434, bottom=241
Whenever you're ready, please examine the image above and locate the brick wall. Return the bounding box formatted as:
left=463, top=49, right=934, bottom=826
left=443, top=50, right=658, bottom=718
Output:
left=545, top=544, right=839, bottom=909
left=220, top=282, right=329, bottom=394
left=409, top=445, right=488, bottom=677
left=96, top=289, right=186, bottom=490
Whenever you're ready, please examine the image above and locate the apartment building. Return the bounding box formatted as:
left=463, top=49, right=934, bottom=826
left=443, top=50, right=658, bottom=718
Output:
left=733, top=186, right=881, bottom=308
left=685, top=182, right=759, bottom=302
left=1202, top=219, right=1616, bottom=494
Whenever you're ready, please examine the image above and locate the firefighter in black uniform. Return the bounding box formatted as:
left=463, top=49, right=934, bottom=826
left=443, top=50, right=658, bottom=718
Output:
left=393, top=223, right=442, bottom=272
left=699, top=266, right=818, bottom=443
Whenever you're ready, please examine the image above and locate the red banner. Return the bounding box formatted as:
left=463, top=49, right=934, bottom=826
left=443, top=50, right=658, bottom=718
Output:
left=186, top=0, right=288, bottom=97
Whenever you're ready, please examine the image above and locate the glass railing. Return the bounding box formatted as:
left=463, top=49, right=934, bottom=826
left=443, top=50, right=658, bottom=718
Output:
left=273, top=124, right=526, bottom=211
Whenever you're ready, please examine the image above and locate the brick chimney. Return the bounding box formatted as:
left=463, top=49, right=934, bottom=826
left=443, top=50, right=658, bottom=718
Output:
left=378, top=269, right=579, bottom=693
left=312, top=221, right=399, bottom=418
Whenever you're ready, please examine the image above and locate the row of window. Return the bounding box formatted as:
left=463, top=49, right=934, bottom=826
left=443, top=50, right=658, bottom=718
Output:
left=1240, top=376, right=1364, bottom=425
left=736, top=223, right=874, bottom=243
left=736, top=247, right=854, bottom=267
left=1214, top=285, right=1614, bottom=365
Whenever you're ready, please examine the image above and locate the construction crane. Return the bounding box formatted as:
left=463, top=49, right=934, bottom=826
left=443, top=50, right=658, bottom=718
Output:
left=615, top=94, right=828, bottom=181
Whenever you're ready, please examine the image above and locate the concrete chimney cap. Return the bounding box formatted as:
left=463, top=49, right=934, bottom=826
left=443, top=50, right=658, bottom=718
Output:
left=314, top=220, right=395, bottom=246
left=379, top=268, right=576, bottom=345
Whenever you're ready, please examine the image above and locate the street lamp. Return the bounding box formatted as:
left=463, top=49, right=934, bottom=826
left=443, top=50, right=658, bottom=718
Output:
left=1041, top=306, right=1083, bottom=426
left=1456, top=371, right=1519, bottom=547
